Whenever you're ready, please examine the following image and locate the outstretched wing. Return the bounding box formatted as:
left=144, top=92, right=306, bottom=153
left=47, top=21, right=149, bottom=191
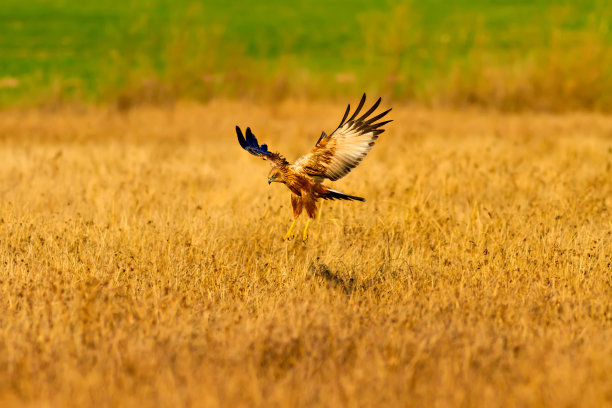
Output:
left=293, top=94, right=391, bottom=181
left=236, top=126, right=288, bottom=167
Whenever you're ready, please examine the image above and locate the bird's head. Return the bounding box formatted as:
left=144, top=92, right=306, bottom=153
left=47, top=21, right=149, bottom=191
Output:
left=267, top=167, right=284, bottom=185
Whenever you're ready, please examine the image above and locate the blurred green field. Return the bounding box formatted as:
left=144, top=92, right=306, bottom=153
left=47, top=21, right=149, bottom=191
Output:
left=2, top=0, right=612, bottom=109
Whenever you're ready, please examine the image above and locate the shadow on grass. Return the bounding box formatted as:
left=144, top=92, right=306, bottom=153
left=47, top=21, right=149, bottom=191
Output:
left=309, top=263, right=367, bottom=295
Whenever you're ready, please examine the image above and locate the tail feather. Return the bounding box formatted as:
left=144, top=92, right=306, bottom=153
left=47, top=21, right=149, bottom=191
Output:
left=322, top=188, right=365, bottom=202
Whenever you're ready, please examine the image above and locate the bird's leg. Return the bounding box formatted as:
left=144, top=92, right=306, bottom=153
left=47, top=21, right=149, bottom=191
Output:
left=284, top=218, right=297, bottom=240
left=302, top=218, right=311, bottom=241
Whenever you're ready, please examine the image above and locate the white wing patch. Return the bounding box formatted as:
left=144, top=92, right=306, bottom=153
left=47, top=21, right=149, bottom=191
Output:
left=325, top=125, right=376, bottom=180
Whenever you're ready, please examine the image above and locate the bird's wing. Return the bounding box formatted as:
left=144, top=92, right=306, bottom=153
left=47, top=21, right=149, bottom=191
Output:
left=293, top=94, right=392, bottom=181
left=236, top=126, right=288, bottom=167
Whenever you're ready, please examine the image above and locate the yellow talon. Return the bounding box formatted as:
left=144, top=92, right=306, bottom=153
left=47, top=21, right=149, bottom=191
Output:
left=302, top=218, right=311, bottom=241
left=284, top=219, right=296, bottom=240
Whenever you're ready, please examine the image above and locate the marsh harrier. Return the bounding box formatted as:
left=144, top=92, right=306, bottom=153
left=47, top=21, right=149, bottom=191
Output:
left=236, top=94, right=391, bottom=240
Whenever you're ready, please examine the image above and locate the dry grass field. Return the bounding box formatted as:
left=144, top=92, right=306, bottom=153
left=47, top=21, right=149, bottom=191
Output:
left=0, top=101, right=610, bottom=407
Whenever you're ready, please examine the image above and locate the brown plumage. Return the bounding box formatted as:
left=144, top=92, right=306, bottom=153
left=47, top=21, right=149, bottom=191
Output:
left=236, top=94, right=392, bottom=240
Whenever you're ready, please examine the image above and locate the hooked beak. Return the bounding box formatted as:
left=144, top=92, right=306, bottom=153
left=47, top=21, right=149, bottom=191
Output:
left=268, top=175, right=275, bottom=185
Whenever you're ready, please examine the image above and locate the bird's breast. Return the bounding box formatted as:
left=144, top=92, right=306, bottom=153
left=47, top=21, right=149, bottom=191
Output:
left=283, top=171, right=311, bottom=196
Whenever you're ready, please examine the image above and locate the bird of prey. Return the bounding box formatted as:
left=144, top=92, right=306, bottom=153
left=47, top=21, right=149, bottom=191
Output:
left=236, top=94, right=391, bottom=241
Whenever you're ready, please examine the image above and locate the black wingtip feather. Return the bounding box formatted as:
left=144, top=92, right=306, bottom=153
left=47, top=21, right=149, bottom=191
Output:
left=245, top=127, right=257, bottom=145
left=236, top=126, right=247, bottom=149
left=347, top=94, right=367, bottom=122
left=363, top=108, right=392, bottom=126
left=356, top=97, right=381, bottom=122
left=371, top=119, right=393, bottom=130
left=339, top=104, right=351, bottom=128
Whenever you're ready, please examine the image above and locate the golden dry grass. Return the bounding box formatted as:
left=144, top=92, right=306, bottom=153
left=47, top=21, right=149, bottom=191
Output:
left=0, top=101, right=611, bottom=407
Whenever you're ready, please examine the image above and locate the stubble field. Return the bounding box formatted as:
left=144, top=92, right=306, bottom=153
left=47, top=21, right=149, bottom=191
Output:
left=0, top=101, right=610, bottom=407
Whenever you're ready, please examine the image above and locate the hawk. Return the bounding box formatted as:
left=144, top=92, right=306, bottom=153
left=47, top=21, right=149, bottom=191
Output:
left=236, top=94, right=392, bottom=240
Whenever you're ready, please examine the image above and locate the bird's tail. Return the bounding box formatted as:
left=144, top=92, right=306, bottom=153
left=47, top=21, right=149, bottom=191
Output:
left=320, top=187, right=365, bottom=202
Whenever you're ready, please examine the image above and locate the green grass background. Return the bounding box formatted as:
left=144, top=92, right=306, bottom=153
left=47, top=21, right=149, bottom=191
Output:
left=2, top=0, right=612, bottom=109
